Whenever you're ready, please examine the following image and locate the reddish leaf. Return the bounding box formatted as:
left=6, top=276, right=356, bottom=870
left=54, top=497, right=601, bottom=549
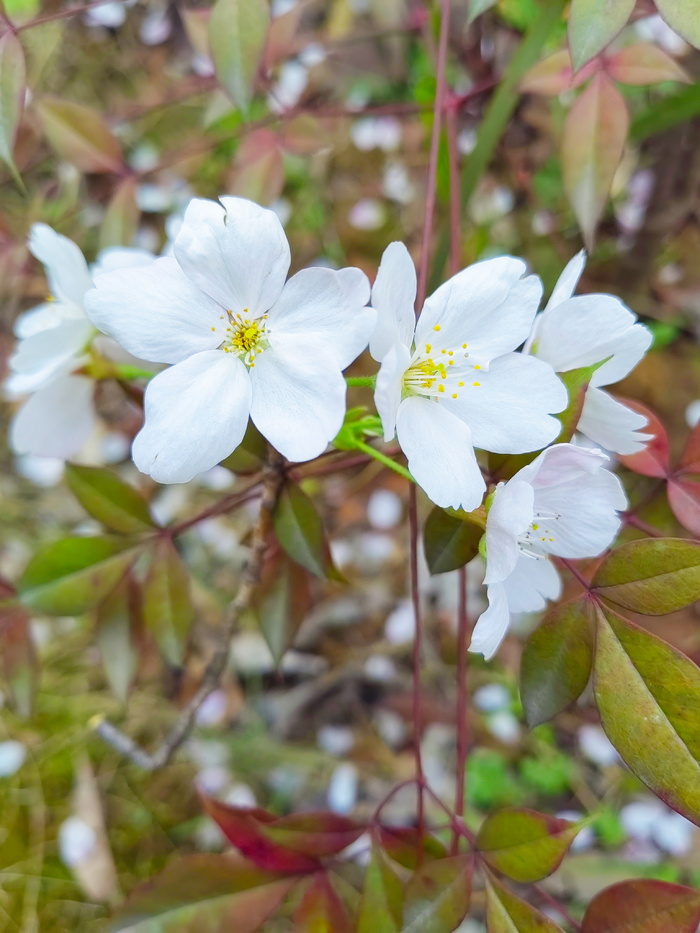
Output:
left=520, top=597, right=594, bottom=727
left=230, top=128, right=284, bottom=205
left=0, top=591, right=37, bottom=718
left=273, top=483, right=341, bottom=580
left=36, top=96, right=124, bottom=173
left=668, top=478, right=700, bottom=537
left=520, top=49, right=598, bottom=96
left=561, top=72, right=629, bottom=248
left=294, top=873, right=353, bottom=933
left=402, top=855, right=472, bottom=933
left=582, top=879, right=700, bottom=932
left=476, top=809, right=580, bottom=883
left=606, top=43, right=691, bottom=86
left=617, top=400, right=669, bottom=477
left=257, top=550, right=310, bottom=666
left=377, top=826, right=448, bottom=870
left=593, top=605, right=700, bottom=825
left=592, top=538, right=700, bottom=615
left=678, top=421, right=700, bottom=474
left=0, top=31, right=26, bottom=187
left=95, top=576, right=136, bottom=703
left=202, top=798, right=364, bottom=871
left=110, top=853, right=296, bottom=932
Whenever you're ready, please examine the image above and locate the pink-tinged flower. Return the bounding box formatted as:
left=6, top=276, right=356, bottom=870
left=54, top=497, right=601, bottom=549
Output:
left=370, top=242, right=567, bottom=511
left=85, top=196, right=375, bottom=483
left=526, top=251, right=653, bottom=455
left=471, top=443, right=627, bottom=659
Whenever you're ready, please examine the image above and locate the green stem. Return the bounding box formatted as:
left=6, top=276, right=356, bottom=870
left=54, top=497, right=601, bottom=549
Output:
left=346, top=375, right=377, bottom=388
left=353, top=439, right=414, bottom=483
left=428, top=0, right=564, bottom=293
left=113, top=363, right=159, bottom=381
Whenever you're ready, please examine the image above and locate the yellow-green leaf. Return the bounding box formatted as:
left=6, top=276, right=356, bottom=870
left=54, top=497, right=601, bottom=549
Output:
left=208, top=0, right=269, bottom=114
left=0, top=31, right=26, bottom=188
left=142, top=539, right=194, bottom=666
left=476, top=809, right=580, bottom=883
left=568, top=0, right=635, bottom=70
left=36, top=96, right=124, bottom=173
left=65, top=464, right=157, bottom=534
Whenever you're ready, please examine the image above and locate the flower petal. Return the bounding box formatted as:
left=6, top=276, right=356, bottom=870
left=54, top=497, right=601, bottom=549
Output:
left=445, top=353, right=566, bottom=454
left=14, top=303, right=66, bottom=339
left=545, top=250, right=586, bottom=311
left=10, top=318, right=93, bottom=380
left=268, top=266, right=374, bottom=369
left=484, top=480, right=534, bottom=584
left=10, top=374, right=95, bottom=458
left=132, top=350, right=251, bottom=483
left=470, top=583, right=510, bottom=659
left=578, top=386, right=651, bottom=455
left=590, top=322, right=652, bottom=387
left=174, top=196, right=290, bottom=315
left=414, top=256, right=530, bottom=352
left=395, top=396, right=486, bottom=511
left=369, top=241, right=417, bottom=361
left=249, top=338, right=346, bottom=462
left=91, top=246, right=156, bottom=278
left=85, top=256, right=224, bottom=364
left=28, top=224, right=94, bottom=308
left=534, top=294, right=639, bottom=374
left=502, top=555, right=561, bottom=613
left=375, top=342, right=411, bottom=442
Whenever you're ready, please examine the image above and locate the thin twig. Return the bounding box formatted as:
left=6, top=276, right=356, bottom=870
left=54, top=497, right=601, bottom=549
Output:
left=96, top=451, right=286, bottom=770
left=533, top=883, right=583, bottom=931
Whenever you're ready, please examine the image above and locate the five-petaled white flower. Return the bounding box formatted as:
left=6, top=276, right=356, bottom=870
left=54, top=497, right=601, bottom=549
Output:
left=6, top=225, right=152, bottom=459
left=525, top=251, right=653, bottom=455
left=85, top=196, right=375, bottom=483
left=370, top=242, right=567, bottom=511
left=470, top=443, right=627, bottom=659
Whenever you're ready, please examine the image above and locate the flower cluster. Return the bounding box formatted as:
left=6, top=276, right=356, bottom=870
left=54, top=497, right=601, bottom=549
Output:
left=7, top=196, right=650, bottom=657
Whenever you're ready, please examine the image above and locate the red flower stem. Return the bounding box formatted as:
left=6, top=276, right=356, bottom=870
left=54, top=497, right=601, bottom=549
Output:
left=624, top=512, right=662, bottom=537
left=452, top=567, right=470, bottom=854
left=415, top=0, right=452, bottom=309
left=559, top=557, right=593, bottom=593
left=446, top=104, right=462, bottom=278
left=533, top=883, right=583, bottom=931
left=408, top=484, right=426, bottom=857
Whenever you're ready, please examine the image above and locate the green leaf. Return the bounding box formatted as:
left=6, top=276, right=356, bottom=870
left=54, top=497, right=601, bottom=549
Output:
left=257, top=552, right=310, bottom=666
left=654, top=0, right=700, bottom=50
left=19, top=536, right=139, bottom=615
left=581, top=879, right=700, bottom=932
left=592, top=538, right=700, bottom=615
left=554, top=360, right=606, bottom=442
left=606, top=43, right=691, bottom=86
left=377, top=826, right=448, bottom=870
left=593, top=606, right=700, bottom=825
left=631, top=85, right=700, bottom=141
left=423, top=507, right=483, bottom=574
left=142, top=539, right=193, bottom=666
left=222, top=419, right=267, bottom=473
left=520, top=597, right=594, bottom=727
left=294, top=873, right=353, bottom=933
left=358, top=845, right=403, bottom=933
left=476, top=808, right=580, bottom=883
left=65, top=464, right=157, bottom=534
left=99, top=178, right=140, bottom=251
left=109, top=854, right=295, bottom=932
left=562, top=73, right=629, bottom=249
left=402, top=855, right=472, bottom=933
left=208, top=0, right=269, bottom=114
left=568, top=0, right=635, bottom=70
left=485, top=871, right=565, bottom=931
left=468, top=0, right=497, bottom=23
left=95, top=577, right=136, bottom=703
left=0, top=31, right=26, bottom=189
left=36, top=96, right=124, bottom=173
left=273, top=483, right=341, bottom=581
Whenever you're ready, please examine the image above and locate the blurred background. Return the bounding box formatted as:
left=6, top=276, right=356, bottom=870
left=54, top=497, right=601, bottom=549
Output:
left=1, top=0, right=700, bottom=929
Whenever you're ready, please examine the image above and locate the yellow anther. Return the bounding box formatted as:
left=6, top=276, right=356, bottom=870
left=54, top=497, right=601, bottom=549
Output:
left=452, top=393, right=458, bottom=399
left=448, top=351, right=453, bottom=356
left=532, top=524, right=539, bottom=530
left=473, top=381, right=480, bottom=387
left=434, top=324, right=441, bottom=331
left=448, top=360, right=454, bottom=366
left=474, top=364, right=481, bottom=370
left=426, top=343, right=432, bottom=352
left=462, top=343, right=467, bottom=349
left=438, top=384, right=445, bottom=393
left=458, top=381, right=464, bottom=387
left=441, top=349, right=446, bottom=354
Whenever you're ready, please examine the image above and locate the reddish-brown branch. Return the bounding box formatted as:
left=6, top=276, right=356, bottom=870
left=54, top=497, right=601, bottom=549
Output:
left=560, top=557, right=594, bottom=593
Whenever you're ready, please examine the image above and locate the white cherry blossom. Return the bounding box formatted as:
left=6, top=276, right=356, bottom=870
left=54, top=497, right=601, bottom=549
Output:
left=526, top=251, right=653, bottom=455
left=85, top=196, right=374, bottom=483
left=470, top=443, right=627, bottom=659
left=370, top=242, right=567, bottom=511
left=6, top=226, right=152, bottom=460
